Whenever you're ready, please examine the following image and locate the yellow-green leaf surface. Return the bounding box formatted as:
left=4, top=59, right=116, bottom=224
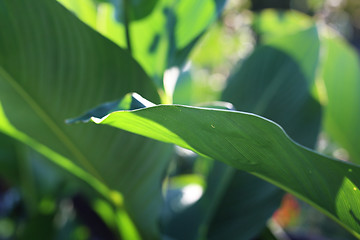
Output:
left=0, top=1, right=173, bottom=238
left=91, top=100, right=360, bottom=238
left=58, top=0, right=227, bottom=88
left=320, top=34, right=360, bottom=164
left=253, top=10, right=313, bottom=42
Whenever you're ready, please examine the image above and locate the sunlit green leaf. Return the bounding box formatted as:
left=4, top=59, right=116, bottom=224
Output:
left=58, top=0, right=227, bottom=89
left=253, top=10, right=313, bottom=42
left=319, top=33, right=360, bottom=164
left=87, top=94, right=360, bottom=238
left=165, top=25, right=322, bottom=240
left=92, top=0, right=159, bottom=21
left=57, top=0, right=98, bottom=28
left=203, top=25, right=322, bottom=239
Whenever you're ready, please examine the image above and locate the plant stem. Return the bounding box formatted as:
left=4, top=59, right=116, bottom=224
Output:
left=123, top=0, right=132, bottom=55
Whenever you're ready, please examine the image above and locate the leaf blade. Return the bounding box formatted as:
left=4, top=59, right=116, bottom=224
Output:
left=320, top=34, right=360, bottom=164
left=0, top=0, right=172, bottom=238
left=92, top=103, right=360, bottom=238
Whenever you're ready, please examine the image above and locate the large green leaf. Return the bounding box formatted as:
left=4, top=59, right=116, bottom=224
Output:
left=319, top=34, right=360, bottom=164
left=224, top=27, right=321, bottom=148
left=86, top=95, right=360, bottom=238
left=57, top=0, right=98, bottom=28
left=164, top=33, right=322, bottom=239
left=264, top=26, right=320, bottom=87
left=58, top=0, right=227, bottom=89
left=0, top=0, right=173, bottom=238
left=200, top=25, right=321, bottom=240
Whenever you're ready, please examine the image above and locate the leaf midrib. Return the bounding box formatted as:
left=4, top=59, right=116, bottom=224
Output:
left=0, top=66, right=106, bottom=184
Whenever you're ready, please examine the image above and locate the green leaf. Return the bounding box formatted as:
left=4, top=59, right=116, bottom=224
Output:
left=91, top=0, right=159, bottom=21
left=130, top=0, right=227, bottom=87
left=0, top=0, right=173, bottom=238
left=207, top=170, right=282, bottom=240
left=57, top=0, right=98, bottom=28
left=167, top=161, right=282, bottom=240
left=264, top=26, right=320, bottom=87
left=115, top=0, right=159, bottom=22
left=163, top=159, right=233, bottom=240
left=253, top=10, right=314, bottom=42
left=88, top=96, right=360, bottom=238
left=224, top=28, right=321, bottom=148
left=162, top=103, right=282, bottom=240
left=58, top=0, right=227, bottom=89
left=0, top=133, right=18, bottom=183
left=319, top=34, right=360, bottom=164
left=204, top=26, right=321, bottom=240
left=172, top=0, right=225, bottom=50
left=58, top=0, right=159, bottom=25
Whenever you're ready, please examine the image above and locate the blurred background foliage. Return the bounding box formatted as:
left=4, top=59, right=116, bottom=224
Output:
left=1, top=0, right=360, bottom=239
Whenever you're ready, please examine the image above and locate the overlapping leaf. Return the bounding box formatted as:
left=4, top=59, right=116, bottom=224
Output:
left=204, top=25, right=322, bottom=239
left=164, top=32, right=322, bottom=238
left=58, top=0, right=227, bottom=88
left=0, top=0, right=173, bottom=238
left=87, top=95, right=360, bottom=238
left=319, top=34, right=360, bottom=164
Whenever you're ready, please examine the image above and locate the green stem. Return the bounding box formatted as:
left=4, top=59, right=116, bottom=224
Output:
left=123, top=0, right=132, bottom=55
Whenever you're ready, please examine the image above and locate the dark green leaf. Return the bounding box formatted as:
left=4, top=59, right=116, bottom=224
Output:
left=206, top=167, right=283, bottom=240
left=0, top=0, right=172, bottom=238
left=0, top=133, right=18, bottom=183
left=203, top=25, right=321, bottom=240
left=224, top=29, right=321, bottom=148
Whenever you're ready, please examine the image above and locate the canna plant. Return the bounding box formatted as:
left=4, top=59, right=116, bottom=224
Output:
left=0, top=0, right=360, bottom=239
